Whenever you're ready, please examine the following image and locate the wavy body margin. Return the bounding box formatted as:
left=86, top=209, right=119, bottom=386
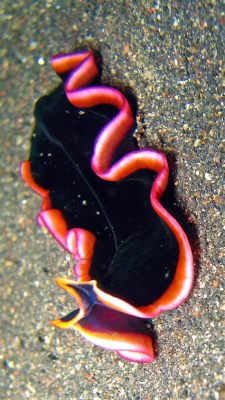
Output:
left=21, top=51, right=194, bottom=363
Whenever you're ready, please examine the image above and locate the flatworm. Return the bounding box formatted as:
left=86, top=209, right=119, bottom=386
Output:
left=21, top=50, right=194, bottom=363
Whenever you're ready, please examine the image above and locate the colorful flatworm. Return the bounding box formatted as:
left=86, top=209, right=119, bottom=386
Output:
left=21, top=51, right=194, bottom=363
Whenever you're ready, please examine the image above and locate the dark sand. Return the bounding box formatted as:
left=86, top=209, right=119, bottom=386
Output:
left=0, top=1, right=224, bottom=399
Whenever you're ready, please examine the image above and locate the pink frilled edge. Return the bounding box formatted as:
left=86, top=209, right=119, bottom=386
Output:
left=20, top=51, right=194, bottom=363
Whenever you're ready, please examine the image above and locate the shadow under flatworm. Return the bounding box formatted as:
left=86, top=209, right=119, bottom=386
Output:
left=30, top=84, right=178, bottom=307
